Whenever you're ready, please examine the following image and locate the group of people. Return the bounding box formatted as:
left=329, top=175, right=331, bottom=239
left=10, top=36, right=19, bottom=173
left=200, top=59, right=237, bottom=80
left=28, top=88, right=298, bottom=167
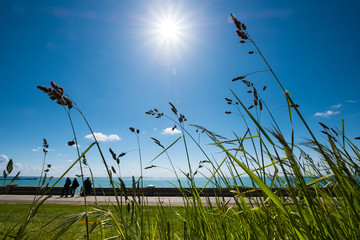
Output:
left=60, top=177, right=92, bottom=198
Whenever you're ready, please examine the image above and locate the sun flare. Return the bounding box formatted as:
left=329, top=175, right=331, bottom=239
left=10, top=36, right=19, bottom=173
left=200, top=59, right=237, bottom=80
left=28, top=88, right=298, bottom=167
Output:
left=158, top=19, right=180, bottom=41
left=144, top=3, right=193, bottom=63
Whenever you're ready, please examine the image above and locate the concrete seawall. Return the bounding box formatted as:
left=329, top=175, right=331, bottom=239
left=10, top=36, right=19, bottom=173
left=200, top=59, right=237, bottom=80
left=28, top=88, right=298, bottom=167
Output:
left=0, top=184, right=328, bottom=197
left=0, top=185, right=235, bottom=196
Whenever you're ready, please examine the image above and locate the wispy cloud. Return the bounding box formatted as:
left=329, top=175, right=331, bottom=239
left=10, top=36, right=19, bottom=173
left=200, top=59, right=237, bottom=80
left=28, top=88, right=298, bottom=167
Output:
left=161, top=127, right=181, bottom=135
left=345, top=100, right=358, bottom=103
left=331, top=104, right=342, bottom=108
left=15, top=163, right=22, bottom=169
left=314, top=110, right=340, bottom=118
left=32, top=147, right=55, bottom=152
left=0, top=155, right=9, bottom=162
left=85, top=132, right=121, bottom=142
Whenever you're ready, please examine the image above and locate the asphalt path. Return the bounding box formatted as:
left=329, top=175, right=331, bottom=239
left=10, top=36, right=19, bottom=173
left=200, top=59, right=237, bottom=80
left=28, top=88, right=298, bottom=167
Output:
left=0, top=194, right=242, bottom=206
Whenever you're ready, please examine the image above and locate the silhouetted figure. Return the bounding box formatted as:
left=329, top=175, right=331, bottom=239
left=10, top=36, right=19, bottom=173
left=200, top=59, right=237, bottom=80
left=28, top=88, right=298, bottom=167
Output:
left=70, top=178, right=79, bottom=197
left=80, top=177, right=92, bottom=196
left=61, top=177, right=71, bottom=198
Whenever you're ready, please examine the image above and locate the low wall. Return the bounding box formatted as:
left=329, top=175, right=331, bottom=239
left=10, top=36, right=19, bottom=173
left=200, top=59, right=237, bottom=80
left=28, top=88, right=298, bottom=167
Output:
left=0, top=185, right=332, bottom=197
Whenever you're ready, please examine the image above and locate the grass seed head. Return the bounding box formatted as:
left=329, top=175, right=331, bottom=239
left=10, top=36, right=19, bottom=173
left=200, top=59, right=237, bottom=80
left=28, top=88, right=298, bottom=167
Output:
left=232, top=76, right=245, bottom=82
left=36, top=85, right=51, bottom=93
left=151, top=137, right=164, bottom=148
left=43, top=138, right=49, bottom=148
left=119, top=178, right=128, bottom=201
left=6, top=159, right=13, bottom=174
left=50, top=81, right=64, bottom=94
left=145, top=165, right=156, bottom=169
left=230, top=13, right=242, bottom=30
left=236, top=30, right=248, bottom=39
left=169, top=102, right=178, bottom=115
left=64, top=97, right=73, bottom=109
left=319, top=122, right=329, bottom=130
left=109, top=148, right=117, bottom=160
left=179, top=114, right=186, bottom=123
left=241, top=23, right=247, bottom=30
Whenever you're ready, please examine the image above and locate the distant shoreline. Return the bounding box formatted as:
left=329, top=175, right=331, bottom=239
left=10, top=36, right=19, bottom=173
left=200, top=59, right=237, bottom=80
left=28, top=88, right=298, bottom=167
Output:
left=1, top=176, right=329, bottom=188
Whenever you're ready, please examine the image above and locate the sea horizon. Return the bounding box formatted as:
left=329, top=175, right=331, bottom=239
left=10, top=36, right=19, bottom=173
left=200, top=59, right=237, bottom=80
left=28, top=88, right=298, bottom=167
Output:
left=1, top=175, right=326, bottom=188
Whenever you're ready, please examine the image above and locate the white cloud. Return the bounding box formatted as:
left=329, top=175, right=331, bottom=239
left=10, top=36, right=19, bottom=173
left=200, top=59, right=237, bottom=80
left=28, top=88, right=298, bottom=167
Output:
left=15, top=163, right=22, bottom=169
left=0, top=155, right=9, bottom=162
left=314, top=110, right=340, bottom=118
left=346, top=100, right=358, bottom=103
left=33, top=147, right=55, bottom=152
left=85, top=132, right=121, bottom=142
left=331, top=104, right=342, bottom=108
left=161, top=127, right=181, bottom=135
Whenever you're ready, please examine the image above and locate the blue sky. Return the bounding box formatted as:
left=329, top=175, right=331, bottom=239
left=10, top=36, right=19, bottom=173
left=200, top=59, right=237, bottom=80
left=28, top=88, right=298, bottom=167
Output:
left=1, top=0, right=360, bottom=178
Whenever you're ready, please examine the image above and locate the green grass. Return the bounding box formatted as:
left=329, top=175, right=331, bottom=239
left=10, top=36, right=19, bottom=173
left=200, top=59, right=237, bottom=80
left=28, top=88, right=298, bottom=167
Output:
left=0, top=203, right=186, bottom=239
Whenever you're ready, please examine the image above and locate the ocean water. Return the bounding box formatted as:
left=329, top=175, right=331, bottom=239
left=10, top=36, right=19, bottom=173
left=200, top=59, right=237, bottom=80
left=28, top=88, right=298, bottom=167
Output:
left=1, top=176, right=327, bottom=188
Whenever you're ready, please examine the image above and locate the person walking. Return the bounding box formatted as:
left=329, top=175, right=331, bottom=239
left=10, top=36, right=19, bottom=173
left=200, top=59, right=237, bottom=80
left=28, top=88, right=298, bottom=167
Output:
left=80, top=177, right=93, bottom=196
left=70, top=178, right=79, bottom=197
left=60, top=177, right=71, bottom=198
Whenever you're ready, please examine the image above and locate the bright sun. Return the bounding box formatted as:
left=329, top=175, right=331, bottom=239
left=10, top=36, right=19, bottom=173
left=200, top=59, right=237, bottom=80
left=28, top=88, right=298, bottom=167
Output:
left=145, top=3, right=192, bottom=62
left=158, top=20, right=179, bottom=41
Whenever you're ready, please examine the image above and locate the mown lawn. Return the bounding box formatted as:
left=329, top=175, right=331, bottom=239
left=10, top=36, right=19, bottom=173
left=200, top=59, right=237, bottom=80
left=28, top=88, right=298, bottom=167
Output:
left=0, top=203, right=186, bottom=239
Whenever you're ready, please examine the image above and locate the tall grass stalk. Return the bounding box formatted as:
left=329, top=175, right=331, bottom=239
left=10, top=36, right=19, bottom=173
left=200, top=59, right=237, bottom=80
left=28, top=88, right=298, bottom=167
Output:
left=3, top=13, right=360, bottom=239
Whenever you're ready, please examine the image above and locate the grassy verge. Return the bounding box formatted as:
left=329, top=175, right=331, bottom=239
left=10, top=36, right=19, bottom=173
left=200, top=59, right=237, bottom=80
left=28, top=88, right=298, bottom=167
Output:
left=0, top=203, right=186, bottom=239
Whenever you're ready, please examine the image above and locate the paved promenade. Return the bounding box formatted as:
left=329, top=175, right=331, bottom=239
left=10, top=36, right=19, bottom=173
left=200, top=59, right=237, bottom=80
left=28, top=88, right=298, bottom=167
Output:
left=0, top=194, right=239, bottom=206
